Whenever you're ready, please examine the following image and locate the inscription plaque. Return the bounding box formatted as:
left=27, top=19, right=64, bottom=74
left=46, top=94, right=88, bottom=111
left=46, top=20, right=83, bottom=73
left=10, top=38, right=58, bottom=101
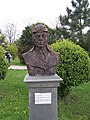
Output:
left=35, top=93, right=51, bottom=104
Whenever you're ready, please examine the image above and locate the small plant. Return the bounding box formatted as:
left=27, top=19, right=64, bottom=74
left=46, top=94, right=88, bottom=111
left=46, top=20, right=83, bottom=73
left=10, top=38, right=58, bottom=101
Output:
left=51, top=39, right=90, bottom=97
left=0, top=46, right=8, bottom=80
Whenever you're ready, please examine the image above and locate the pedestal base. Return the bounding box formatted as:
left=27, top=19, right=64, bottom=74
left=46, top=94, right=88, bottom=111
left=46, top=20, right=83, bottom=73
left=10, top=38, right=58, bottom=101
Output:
left=24, top=74, right=62, bottom=120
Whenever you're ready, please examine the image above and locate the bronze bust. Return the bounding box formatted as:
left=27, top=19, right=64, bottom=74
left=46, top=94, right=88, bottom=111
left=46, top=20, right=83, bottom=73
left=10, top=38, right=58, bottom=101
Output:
left=22, top=23, right=60, bottom=76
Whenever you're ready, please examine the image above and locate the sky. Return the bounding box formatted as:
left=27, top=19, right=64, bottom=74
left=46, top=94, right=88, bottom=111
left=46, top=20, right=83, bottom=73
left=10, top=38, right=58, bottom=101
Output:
left=0, top=0, right=87, bottom=34
left=0, top=0, right=73, bottom=34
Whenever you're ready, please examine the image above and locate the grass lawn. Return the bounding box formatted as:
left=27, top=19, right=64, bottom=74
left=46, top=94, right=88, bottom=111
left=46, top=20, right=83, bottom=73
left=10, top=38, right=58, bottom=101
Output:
left=58, top=82, right=90, bottom=120
left=0, top=70, right=28, bottom=120
left=0, top=70, right=90, bottom=120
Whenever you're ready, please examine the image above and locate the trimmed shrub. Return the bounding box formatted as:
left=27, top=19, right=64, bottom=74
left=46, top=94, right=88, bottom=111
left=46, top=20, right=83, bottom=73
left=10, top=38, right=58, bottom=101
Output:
left=7, top=44, right=18, bottom=60
left=51, top=39, right=90, bottom=97
left=0, top=46, right=8, bottom=80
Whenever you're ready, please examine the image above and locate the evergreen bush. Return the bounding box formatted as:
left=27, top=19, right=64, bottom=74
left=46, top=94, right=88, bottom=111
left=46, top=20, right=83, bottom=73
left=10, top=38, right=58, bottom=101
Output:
left=51, top=40, right=90, bottom=97
left=7, top=44, right=18, bottom=60
left=0, top=46, right=8, bottom=80
left=17, top=26, right=34, bottom=63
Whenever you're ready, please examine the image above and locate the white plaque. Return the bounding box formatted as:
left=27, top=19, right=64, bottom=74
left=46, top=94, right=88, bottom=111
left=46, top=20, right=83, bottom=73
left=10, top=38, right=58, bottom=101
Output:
left=35, top=93, right=51, bottom=104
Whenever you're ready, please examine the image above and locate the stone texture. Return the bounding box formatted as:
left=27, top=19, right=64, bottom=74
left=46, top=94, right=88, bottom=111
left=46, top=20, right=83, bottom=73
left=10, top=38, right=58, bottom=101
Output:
left=24, top=74, right=62, bottom=120
left=29, top=88, right=57, bottom=120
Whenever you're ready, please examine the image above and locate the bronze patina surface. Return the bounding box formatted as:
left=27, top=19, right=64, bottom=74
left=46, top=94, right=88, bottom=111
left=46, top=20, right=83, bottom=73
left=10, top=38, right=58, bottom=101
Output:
left=23, top=24, right=60, bottom=76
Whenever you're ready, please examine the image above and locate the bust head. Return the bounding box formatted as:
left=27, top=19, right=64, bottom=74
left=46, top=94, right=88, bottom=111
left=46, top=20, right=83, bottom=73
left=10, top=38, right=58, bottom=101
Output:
left=32, top=24, right=48, bottom=48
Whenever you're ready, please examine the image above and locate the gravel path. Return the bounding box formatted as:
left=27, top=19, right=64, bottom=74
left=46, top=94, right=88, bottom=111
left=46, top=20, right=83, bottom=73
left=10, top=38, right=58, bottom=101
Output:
left=8, top=65, right=27, bottom=70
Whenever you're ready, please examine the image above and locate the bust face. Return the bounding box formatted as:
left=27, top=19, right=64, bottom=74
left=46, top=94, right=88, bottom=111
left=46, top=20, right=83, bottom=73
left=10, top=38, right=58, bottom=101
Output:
left=33, top=31, right=48, bottom=48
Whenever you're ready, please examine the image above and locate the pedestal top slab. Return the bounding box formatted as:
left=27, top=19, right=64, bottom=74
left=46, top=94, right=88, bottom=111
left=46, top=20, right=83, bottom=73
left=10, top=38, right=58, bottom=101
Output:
left=24, top=74, right=62, bottom=82
left=24, top=74, right=62, bottom=88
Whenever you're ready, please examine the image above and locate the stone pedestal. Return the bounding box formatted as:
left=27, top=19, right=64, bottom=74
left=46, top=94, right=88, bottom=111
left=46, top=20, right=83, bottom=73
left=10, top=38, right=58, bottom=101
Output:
left=24, top=74, right=62, bottom=120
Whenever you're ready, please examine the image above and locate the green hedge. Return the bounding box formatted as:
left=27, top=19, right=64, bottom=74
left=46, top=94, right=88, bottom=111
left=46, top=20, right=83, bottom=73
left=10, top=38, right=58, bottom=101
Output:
left=0, top=46, right=8, bottom=80
left=7, top=44, right=18, bottom=60
left=51, top=40, right=90, bottom=97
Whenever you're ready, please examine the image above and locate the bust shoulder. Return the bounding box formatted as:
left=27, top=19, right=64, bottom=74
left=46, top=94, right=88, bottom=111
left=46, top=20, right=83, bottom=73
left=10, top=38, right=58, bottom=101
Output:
left=49, top=50, right=60, bottom=64
left=47, top=45, right=60, bottom=56
left=22, top=50, right=35, bottom=64
left=22, top=48, right=34, bottom=57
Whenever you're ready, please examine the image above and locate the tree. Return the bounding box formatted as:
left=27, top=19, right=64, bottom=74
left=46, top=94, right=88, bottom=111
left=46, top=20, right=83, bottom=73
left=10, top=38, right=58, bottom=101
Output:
left=4, top=23, right=18, bottom=43
left=0, top=29, right=7, bottom=49
left=84, top=30, right=90, bottom=56
left=0, top=34, right=5, bottom=45
left=57, top=0, right=90, bottom=47
left=17, top=25, right=34, bottom=63
left=48, top=27, right=61, bottom=44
